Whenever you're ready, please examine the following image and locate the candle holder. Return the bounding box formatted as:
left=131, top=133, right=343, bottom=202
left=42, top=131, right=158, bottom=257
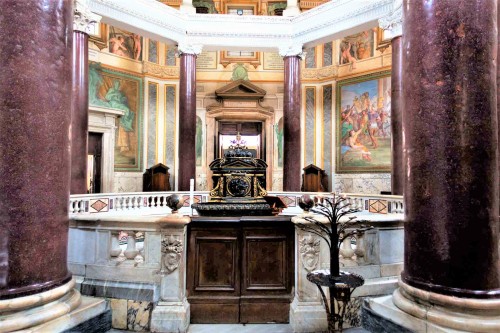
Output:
left=295, top=193, right=371, bottom=332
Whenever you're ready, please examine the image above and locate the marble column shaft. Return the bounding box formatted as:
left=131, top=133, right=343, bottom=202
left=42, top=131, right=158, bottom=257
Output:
left=70, top=30, right=89, bottom=194
left=283, top=55, right=301, bottom=192
left=0, top=0, right=73, bottom=297
left=391, top=36, right=403, bottom=195
left=402, top=0, right=499, bottom=298
left=178, top=53, right=197, bottom=191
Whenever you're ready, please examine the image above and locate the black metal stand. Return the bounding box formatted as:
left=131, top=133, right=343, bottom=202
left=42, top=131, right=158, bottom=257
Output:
left=307, top=270, right=364, bottom=333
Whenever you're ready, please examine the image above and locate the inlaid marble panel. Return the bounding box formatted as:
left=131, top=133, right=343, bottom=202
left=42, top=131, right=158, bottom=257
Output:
left=323, top=42, right=333, bottom=67
left=165, top=85, right=176, bottom=185
left=148, top=39, right=158, bottom=63
left=322, top=85, right=332, bottom=190
left=305, top=47, right=316, bottom=68
left=305, top=87, right=316, bottom=166
left=127, top=300, right=154, bottom=331
left=147, top=83, right=158, bottom=168
left=166, top=46, right=176, bottom=66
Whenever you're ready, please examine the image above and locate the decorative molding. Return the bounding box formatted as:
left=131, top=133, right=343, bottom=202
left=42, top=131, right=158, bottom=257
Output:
left=378, top=0, right=402, bottom=40
left=143, top=62, right=180, bottom=78
left=177, top=43, right=203, bottom=55
left=299, top=234, right=321, bottom=272
left=74, top=0, right=101, bottom=33
left=302, top=65, right=337, bottom=80
left=161, top=235, right=183, bottom=274
left=88, top=0, right=393, bottom=52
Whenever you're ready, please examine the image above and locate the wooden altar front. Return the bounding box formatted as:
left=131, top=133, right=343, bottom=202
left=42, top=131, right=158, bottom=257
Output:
left=186, top=216, right=294, bottom=323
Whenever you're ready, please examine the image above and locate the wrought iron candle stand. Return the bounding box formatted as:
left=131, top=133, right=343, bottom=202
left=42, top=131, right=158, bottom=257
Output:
left=296, top=194, right=370, bottom=332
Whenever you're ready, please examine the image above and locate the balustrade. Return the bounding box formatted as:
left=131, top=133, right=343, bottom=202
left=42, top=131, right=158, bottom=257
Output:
left=68, top=191, right=404, bottom=217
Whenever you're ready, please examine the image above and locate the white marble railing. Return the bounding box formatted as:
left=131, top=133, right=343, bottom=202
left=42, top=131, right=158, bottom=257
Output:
left=69, top=191, right=404, bottom=216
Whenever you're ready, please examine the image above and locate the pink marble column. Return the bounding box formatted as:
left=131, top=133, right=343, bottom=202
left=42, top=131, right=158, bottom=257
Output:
left=283, top=55, right=301, bottom=192
left=0, top=0, right=73, bottom=298
left=390, top=36, right=403, bottom=195
left=178, top=52, right=197, bottom=191
left=70, top=30, right=89, bottom=194
left=402, top=0, right=499, bottom=298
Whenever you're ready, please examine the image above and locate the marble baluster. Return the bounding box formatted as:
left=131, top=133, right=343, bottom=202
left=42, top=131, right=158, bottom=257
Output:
left=0, top=0, right=73, bottom=298
left=282, top=50, right=302, bottom=191
left=177, top=45, right=200, bottom=191
left=402, top=0, right=499, bottom=297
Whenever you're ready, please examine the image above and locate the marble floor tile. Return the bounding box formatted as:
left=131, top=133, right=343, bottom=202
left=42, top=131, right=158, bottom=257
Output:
left=187, top=324, right=294, bottom=333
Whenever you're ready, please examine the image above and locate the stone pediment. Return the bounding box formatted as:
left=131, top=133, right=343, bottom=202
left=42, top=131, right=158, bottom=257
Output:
left=215, top=80, right=266, bottom=100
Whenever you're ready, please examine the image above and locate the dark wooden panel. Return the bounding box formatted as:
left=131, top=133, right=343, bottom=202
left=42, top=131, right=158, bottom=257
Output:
left=241, top=227, right=294, bottom=296
left=187, top=218, right=294, bottom=324
left=190, top=301, right=239, bottom=323
left=195, top=237, right=238, bottom=291
left=240, top=297, right=291, bottom=323
left=245, top=236, right=287, bottom=290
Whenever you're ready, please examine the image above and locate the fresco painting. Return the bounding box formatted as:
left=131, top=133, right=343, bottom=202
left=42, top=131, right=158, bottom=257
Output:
left=339, top=29, right=375, bottom=67
left=89, top=64, right=143, bottom=171
left=109, top=26, right=142, bottom=61
left=336, top=72, right=391, bottom=173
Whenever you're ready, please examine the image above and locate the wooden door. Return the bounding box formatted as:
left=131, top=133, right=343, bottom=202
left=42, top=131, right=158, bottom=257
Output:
left=187, top=218, right=294, bottom=324
left=240, top=225, right=294, bottom=323
left=188, top=225, right=240, bottom=323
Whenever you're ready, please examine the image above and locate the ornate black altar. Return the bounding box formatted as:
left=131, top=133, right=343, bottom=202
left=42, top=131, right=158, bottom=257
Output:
left=192, top=134, right=273, bottom=216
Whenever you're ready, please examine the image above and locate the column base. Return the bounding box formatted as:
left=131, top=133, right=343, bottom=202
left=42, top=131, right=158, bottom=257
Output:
left=289, top=297, right=327, bottom=333
left=150, top=299, right=190, bottom=333
left=363, top=281, right=500, bottom=333
left=0, top=277, right=110, bottom=332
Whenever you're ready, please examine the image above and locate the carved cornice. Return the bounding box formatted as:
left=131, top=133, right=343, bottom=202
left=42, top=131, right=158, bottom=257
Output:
left=88, top=0, right=393, bottom=52
left=143, top=62, right=180, bottom=79
left=302, top=65, right=337, bottom=80
left=378, top=0, right=402, bottom=39
left=74, top=0, right=101, bottom=33
left=177, top=43, right=203, bottom=55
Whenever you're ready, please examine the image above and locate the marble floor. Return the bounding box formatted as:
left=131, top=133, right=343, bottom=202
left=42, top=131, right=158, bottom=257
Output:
left=107, top=325, right=370, bottom=333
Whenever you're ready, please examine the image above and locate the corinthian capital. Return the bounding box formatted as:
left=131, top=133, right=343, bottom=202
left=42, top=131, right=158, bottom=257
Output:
left=74, top=0, right=101, bottom=34
left=278, top=44, right=305, bottom=59
left=378, top=0, right=402, bottom=39
left=177, top=43, right=203, bottom=56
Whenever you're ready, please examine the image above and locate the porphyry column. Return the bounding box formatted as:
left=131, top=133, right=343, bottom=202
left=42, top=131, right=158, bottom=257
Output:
left=379, top=1, right=403, bottom=195
left=280, top=46, right=303, bottom=192
left=177, top=44, right=201, bottom=191
left=0, top=0, right=74, bottom=300
left=71, top=0, right=100, bottom=194
left=402, top=0, right=499, bottom=299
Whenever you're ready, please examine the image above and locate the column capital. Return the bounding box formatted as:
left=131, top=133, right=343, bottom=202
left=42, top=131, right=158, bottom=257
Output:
left=73, top=0, right=101, bottom=34
left=177, top=43, right=203, bottom=56
left=278, top=44, right=305, bottom=59
left=378, top=0, right=402, bottom=40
